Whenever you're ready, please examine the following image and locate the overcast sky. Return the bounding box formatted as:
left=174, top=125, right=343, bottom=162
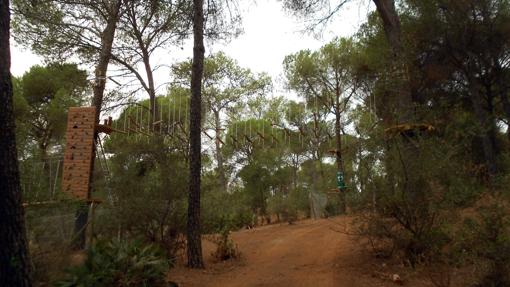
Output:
left=10, top=0, right=373, bottom=97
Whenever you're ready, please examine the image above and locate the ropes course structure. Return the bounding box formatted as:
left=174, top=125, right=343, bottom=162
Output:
left=105, top=97, right=340, bottom=152
left=17, top=95, right=354, bottom=248
left=21, top=93, right=352, bottom=216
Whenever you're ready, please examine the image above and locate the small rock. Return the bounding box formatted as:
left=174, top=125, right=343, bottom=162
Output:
left=392, top=274, right=403, bottom=285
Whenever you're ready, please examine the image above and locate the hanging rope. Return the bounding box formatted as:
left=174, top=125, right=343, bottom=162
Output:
left=185, top=97, right=189, bottom=133
left=178, top=95, right=181, bottom=125
left=52, top=160, right=61, bottom=199
left=166, top=97, right=172, bottom=135
left=160, top=99, right=163, bottom=134
left=147, top=103, right=150, bottom=133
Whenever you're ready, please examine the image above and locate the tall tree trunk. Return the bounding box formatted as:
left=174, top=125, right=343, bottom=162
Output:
left=142, top=51, right=158, bottom=131
left=373, top=0, right=426, bottom=202
left=292, top=155, right=298, bottom=191
left=373, top=0, right=413, bottom=123
left=469, top=78, right=498, bottom=176
left=74, top=0, right=122, bottom=250
left=0, top=0, right=32, bottom=285
left=187, top=0, right=205, bottom=269
left=310, top=156, right=320, bottom=219
left=334, top=107, right=346, bottom=213
left=214, top=110, right=227, bottom=191
left=91, top=0, right=122, bottom=116
left=372, top=0, right=402, bottom=58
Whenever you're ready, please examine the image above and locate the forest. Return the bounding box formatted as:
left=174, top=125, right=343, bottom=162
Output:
left=1, top=0, right=510, bottom=286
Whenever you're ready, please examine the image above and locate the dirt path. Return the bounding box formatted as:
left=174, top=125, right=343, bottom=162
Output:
left=168, top=217, right=435, bottom=287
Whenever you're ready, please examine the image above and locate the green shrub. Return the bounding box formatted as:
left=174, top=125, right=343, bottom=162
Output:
left=355, top=185, right=454, bottom=267
left=268, top=191, right=301, bottom=224
left=211, top=229, right=240, bottom=262
left=458, top=199, right=510, bottom=287
left=57, top=240, right=169, bottom=287
left=202, top=189, right=254, bottom=232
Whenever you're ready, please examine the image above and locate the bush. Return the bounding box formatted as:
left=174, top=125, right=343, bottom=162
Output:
left=268, top=191, right=302, bottom=224
left=353, top=135, right=478, bottom=267
left=57, top=240, right=169, bottom=287
left=202, top=188, right=255, bottom=232
left=355, top=187, right=453, bottom=265
left=98, top=136, right=189, bottom=261
left=211, top=229, right=240, bottom=262
left=458, top=198, right=510, bottom=287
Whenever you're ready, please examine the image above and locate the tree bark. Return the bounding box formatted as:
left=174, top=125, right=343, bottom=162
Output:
left=309, top=113, right=323, bottom=219
left=372, top=0, right=413, bottom=123
left=0, top=0, right=32, bottom=285
left=373, top=0, right=430, bottom=206
left=469, top=78, right=498, bottom=176
left=74, top=0, right=122, bottom=250
left=142, top=50, right=159, bottom=130
left=214, top=110, right=227, bottom=191
left=91, top=0, right=122, bottom=117
left=310, top=158, right=320, bottom=219
left=334, top=105, right=346, bottom=213
left=187, top=0, right=205, bottom=269
left=372, top=0, right=402, bottom=58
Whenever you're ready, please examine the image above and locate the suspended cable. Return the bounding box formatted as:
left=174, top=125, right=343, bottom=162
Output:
left=147, top=103, right=150, bottom=133
left=172, top=96, right=176, bottom=134
left=48, top=158, right=52, bottom=196
left=178, top=95, right=181, bottom=125
left=185, top=97, right=188, bottom=132
left=160, top=98, right=163, bottom=134
left=168, top=97, right=171, bottom=134
left=52, top=159, right=61, bottom=199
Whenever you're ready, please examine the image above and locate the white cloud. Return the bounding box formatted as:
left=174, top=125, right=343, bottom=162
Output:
left=10, top=41, right=42, bottom=76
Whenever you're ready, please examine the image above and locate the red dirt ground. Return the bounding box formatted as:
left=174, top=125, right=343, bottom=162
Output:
left=167, top=216, right=466, bottom=287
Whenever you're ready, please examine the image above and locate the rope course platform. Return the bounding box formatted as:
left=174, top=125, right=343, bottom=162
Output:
left=384, top=123, right=435, bottom=137
left=22, top=198, right=103, bottom=208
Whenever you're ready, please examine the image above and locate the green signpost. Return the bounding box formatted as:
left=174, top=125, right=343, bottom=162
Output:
left=336, top=171, right=346, bottom=190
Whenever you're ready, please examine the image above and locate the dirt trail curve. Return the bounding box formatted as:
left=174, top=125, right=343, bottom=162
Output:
left=168, top=217, right=434, bottom=287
